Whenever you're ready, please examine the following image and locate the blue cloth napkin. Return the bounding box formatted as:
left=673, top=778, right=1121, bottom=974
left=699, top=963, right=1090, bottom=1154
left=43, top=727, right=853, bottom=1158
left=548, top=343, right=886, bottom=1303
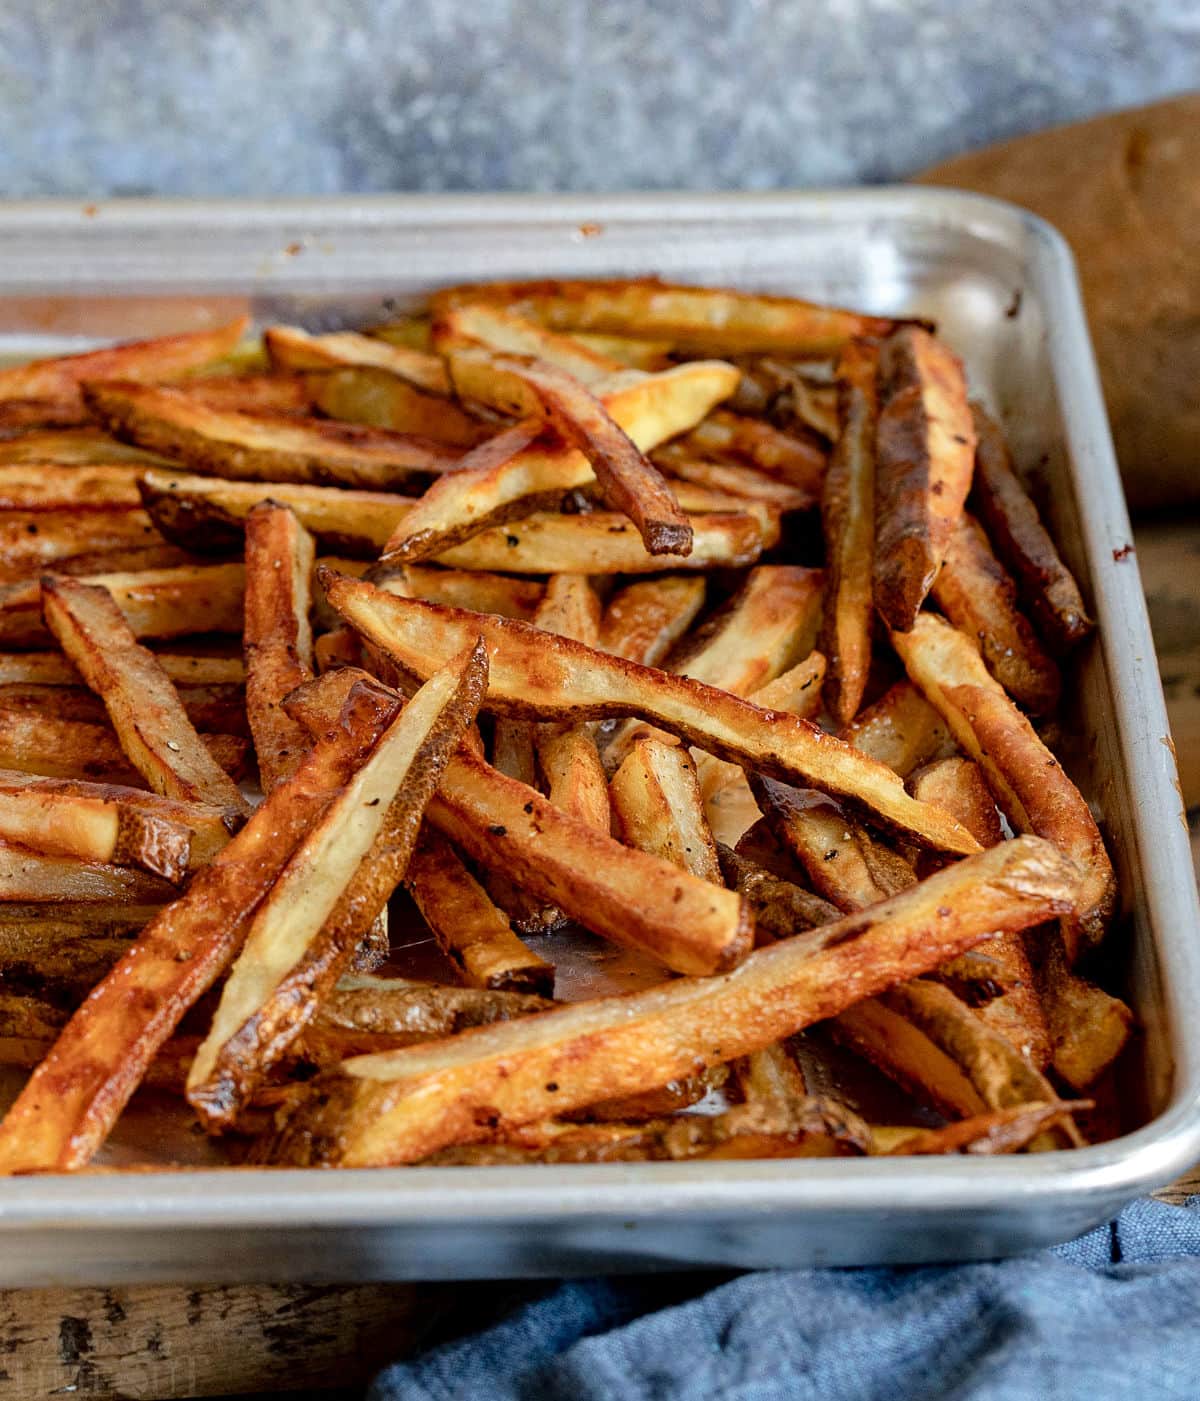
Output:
left=370, top=1197, right=1200, bottom=1400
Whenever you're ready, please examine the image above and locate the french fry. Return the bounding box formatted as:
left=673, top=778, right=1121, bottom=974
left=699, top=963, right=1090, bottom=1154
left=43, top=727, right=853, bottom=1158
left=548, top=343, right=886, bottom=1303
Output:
left=242, top=503, right=316, bottom=792
left=0, top=464, right=144, bottom=511
left=178, top=374, right=313, bottom=415
left=432, top=278, right=897, bottom=355
left=0, top=428, right=172, bottom=467
left=323, top=576, right=980, bottom=854
left=877, top=1101, right=1090, bottom=1156
left=0, top=398, right=90, bottom=432
left=932, top=512, right=1061, bottom=715
left=0, top=771, right=235, bottom=881
left=404, top=832, right=555, bottom=995
left=0, top=651, right=243, bottom=687
left=715, top=842, right=839, bottom=939
left=0, top=678, right=403, bottom=1173
left=677, top=412, right=827, bottom=495
left=610, top=738, right=721, bottom=883
left=841, top=680, right=955, bottom=778
left=820, top=339, right=878, bottom=724
left=570, top=333, right=674, bottom=371
left=891, top=612, right=1115, bottom=951
left=378, top=361, right=739, bottom=564
left=264, top=325, right=451, bottom=396
left=266, top=836, right=1080, bottom=1166
left=367, top=316, right=433, bottom=351
left=84, top=381, right=460, bottom=490
left=0, top=709, right=248, bottom=787
left=0, top=681, right=247, bottom=736
left=186, top=644, right=489, bottom=1128
left=0, top=913, right=160, bottom=997
left=651, top=445, right=816, bottom=510
left=387, top=566, right=543, bottom=622
left=0, top=508, right=164, bottom=580
left=969, top=404, right=1093, bottom=651
left=305, top=368, right=484, bottom=447
left=42, top=578, right=251, bottom=818
left=1030, top=931, right=1133, bottom=1090
left=0, top=319, right=249, bottom=406
left=482, top=714, right=561, bottom=936
left=598, top=576, right=707, bottom=665
left=873, top=327, right=976, bottom=631
left=0, top=840, right=178, bottom=906
left=433, top=302, right=622, bottom=384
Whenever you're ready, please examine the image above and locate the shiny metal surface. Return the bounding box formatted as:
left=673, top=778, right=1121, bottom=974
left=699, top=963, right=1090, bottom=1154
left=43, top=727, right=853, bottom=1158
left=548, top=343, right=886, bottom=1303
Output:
left=0, top=191, right=1196, bottom=1285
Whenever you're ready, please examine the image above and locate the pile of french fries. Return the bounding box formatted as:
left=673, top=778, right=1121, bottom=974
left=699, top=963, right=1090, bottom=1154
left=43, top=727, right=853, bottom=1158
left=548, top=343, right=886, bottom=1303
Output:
left=0, top=278, right=1134, bottom=1175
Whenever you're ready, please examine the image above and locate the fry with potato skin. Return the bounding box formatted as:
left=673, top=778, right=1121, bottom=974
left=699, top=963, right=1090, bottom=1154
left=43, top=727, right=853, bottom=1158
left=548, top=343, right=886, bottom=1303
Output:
left=305, top=367, right=483, bottom=446
left=186, top=644, right=489, bottom=1129
left=891, top=611, right=1115, bottom=953
left=0, top=680, right=402, bottom=1174
left=969, top=403, right=1093, bottom=651
left=878, top=1101, right=1090, bottom=1156
left=433, top=302, right=622, bottom=385
left=404, top=832, right=555, bottom=995
left=0, top=651, right=243, bottom=687
left=266, top=835, right=1080, bottom=1167
left=242, top=503, right=316, bottom=792
left=323, top=575, right=981, bottom=855
left=0, top=840, right=178, bottom=906
left=873, top=327, right=976, bottom=631
left=0, top=771, right=234, bottom=881
left=610, top=738, right=722, bottom=884
left=820, top=339, right=878, bottom=725
left=42, top=577, right=251, bottom=820
left=598, top=576, right=707, bottom=666
left=841, top=680, right=955, bottom=778
left=264, top=325, right=452, bottom=396
left=715, top=843, right=839, bottom=939
left=0, top=680, right=247, bottom=737
left=932, top=512, right=1060, bottom=715
left=679, top=412, right=827, bottom=496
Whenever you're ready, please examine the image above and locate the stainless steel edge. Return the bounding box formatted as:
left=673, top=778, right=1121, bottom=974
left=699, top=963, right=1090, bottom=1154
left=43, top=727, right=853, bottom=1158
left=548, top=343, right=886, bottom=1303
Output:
left=0, top=190, right=1197, bottom=1283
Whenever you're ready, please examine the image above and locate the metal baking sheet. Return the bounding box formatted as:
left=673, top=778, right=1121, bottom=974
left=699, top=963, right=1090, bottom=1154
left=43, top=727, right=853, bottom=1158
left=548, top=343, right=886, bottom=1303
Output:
left=0, top=191, right=1196, bottom=1285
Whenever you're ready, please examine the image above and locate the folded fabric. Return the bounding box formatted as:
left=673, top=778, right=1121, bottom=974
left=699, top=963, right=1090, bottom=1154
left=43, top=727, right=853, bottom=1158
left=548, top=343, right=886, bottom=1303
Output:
left=370, top=1197, right=1200, bottom=1401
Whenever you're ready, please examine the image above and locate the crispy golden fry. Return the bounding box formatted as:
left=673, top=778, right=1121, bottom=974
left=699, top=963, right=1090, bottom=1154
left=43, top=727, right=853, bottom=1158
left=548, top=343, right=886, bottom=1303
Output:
left=368, top=316, right=433, bottom=351
left=0, top=707, right=248, bottom=787
left=873, top=327, right=976, bottom=631
left=379, top=361, right=739, bottom=564
left=1031, top=931, right=1133, bottom=1090
left=598, top=576, right=707, bottom=665
left=820, top=339, right=878, bottom=724
left=611, top=738, right=721, bottom=883
left=970, top=404, right=1093, bottom=650
left=715, top=843, right=839, bottom=938
left=0, top=679, right=403, bottom=1173
left=404, top=832, right=554, bottom=995
left=0, top=839, right=177, bottom=905
left=909, top=756, right=1002, bottom=849
left=679, top=412, right=827, bottom=495
left=42, top=577, right=251, bottom=819
left=0, top=319, right=248, bottom=406
left=314, top=624, right=361, bottom=674
left=433, top=303, right=621, bottom=384
left=178, top=374, right=313, bottom=415
left=242, top=503, right=316, bottom=792
left=749, top=774, right=916, bottom=912
left=651, top=444, right=816, bottom=510
left=484, top=714, right=564, bottom=936
left=305, top=367, right=484, bottom=446
left=0, top=911, right=160, bottom=993
left=891, top=612, right=1115, bottom=951
left=0, top=428, right=173, bottom=467
left=0, top=651, right=242, bottom=687
left=85, top=381, right=460, bottom=490
left=568, top=333, right=673, bottom=370
left=878, top=1101, right=1090, bottom=1156
left=187, top=645, right=488, bottom=1128
left=324, top=576, right=980, bottom=854
left=0, top=680, right=247, bottom=736
left=382, top=565, right=543, bottom=622
left=0, top=463, right=144, bottom=510
left=266, top=836, right=1080, bottom=1166
left=0, top=397, right=90, bottom=432
left=0, top=771, right=235, bottom=881
left=264, top=325, right=451, bottom=396
left=0, top=507, right=164, bottom=581
left=842, top=680, right=955, bottom=778
left=933, top=512, right=1061, bottom=715
left=432, top=278, right=896, bottom=355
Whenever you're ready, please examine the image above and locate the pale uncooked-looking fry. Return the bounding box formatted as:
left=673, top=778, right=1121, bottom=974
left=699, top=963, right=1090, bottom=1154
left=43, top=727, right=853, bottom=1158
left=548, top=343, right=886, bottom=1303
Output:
left=873, top=326, right=976, bottom=631
left=820, top=338, right=878, bottom=725
left=84, top=381, right=460, bottom=490
left=0, top=771, right=235, bottom=882
left=0, top=679, right=403, bottom=1174
left=242, top=503, right=316, bottom=792
left=610, top=737, right=721, bottom=883
left=932, top=512, right=1060, bottom=715
left=404, top=832, right=555, bottom=995
left=891, top=611, right=1115, bottom=953
left=266, top=836, right=1080, bottom=1166
left=379, top=360, right=739, bottom=564
left=264, top=325, right=451, bottom=396
left=432, top=278, right=897, bottom=355
left=286, top=668, right=753, bottom=977
left=0, top=319, right=249, bottom=405
left=186, top=644, right=488, bottom=1128
left=0, top=709, right=247, bottom=788
left=42, top=577, right=251, bottom=819
left=598, top=576, right=707, bottom=666
left=969, top=403, right=1093, bottom=651
left=322, top=575, right=980, bottom=855
left=305, top=367, right=484, bottom=446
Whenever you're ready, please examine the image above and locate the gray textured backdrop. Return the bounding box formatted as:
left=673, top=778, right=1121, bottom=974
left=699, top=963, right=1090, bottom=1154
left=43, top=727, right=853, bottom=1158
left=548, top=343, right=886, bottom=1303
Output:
left=0, top=1, right=1196, bottom=196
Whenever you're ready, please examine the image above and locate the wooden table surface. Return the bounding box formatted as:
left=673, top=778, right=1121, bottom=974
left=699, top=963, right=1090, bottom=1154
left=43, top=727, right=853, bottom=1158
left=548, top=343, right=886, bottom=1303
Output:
left=0, top=517, right=1197, bottom=1400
